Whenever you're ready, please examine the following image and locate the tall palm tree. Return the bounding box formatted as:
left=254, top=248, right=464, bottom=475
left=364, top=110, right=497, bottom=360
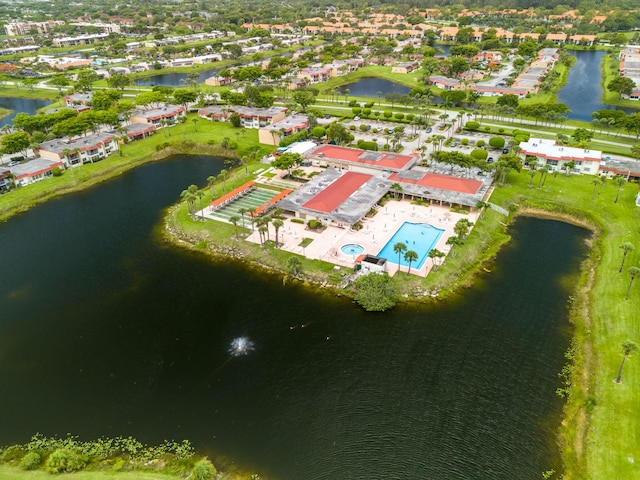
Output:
left=207, top=176, right=216, bottom=196
left=219, top=169, right=228, bottom=193
left=261, top=215, right=272, bottom=242
left=229, top=215, right=241, bottom=240
left=446, top=235, right=462, bottom=257
left=626, top=266, right=640, bottom=300
left=591, top=178, right=600, bottom=199
left=619, top=243, right=635, bottom=273
left=404, top=250, right=418, bottom=276
left=195, top=190, right=204, bottom=219
left=192, top=117, right=198, bottom=133
left=272, top=218, right=284, bottom=247
left=257, top=225, right=268, bottom=246
left=393, top=242, right=407, bottom=271
left=615, top=340, right=638, bottom=383
left=248, top=207, right=257, bottom=232
left=238, top=207, right=247, bottom=231
left=614, top=176, right=626, bottom=203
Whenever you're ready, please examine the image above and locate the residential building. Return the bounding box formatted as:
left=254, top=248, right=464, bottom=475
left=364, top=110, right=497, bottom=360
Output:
left=5, top=21, right=64, bottom=36
left=53, top=33, right=110, bottom=48
left=130, top=105, right=186, bottom=128
left=518, top=138, right=602, bottom=175
left=10, top=158, right=64, bottom=186
left=259, top=114, right=309, bottom=146
left=122, top=123, right=157, bottom=141
left=0, top=167, right=14, bottom=192
left=39, top=133, right=119, bottom=167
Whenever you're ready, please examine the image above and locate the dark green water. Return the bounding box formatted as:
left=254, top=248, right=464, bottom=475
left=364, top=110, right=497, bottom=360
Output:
left=0, top=155, right=589, bottom=479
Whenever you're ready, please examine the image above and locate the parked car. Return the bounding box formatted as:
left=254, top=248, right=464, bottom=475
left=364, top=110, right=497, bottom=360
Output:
left=502, top=148, right=509, bottom=154
left=354, top=116, right=361, bottom=121
left=487, top=157, right=494, bottom=163
left=451, top=141, right=457, bottom=147
left=426, top=127, right=433, bottom=133
left=8, top=161, right=20, bottom=167
left=324, top=114, right=332, bottom=119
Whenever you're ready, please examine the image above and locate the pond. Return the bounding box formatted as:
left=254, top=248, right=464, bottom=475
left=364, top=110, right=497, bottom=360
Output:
left=0, top=96, right=51, bottom=127
left=340, top=77, right=412, bottom=99
left=557, top=49, right=638, bottom=121
left=0, top=155, right=589, bottom=479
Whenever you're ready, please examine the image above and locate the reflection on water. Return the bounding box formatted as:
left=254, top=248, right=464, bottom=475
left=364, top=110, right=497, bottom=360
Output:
left=0, top=97, right=50, bottom=126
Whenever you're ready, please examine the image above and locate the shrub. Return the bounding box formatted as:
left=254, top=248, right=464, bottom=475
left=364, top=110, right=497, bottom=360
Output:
left=476, top=139, right=486, bottom=147
left=514, top=134, right=528, bottom=144
left=465, top=121, right=480, bottom=130
left=364, top=101, right=374, bottom=108
left=348, top=100, right=358, bottom=107
left=406, top=113, right=415, bottom=122
left=489, top=137, right=505, bottom=149
left=383, top=110, right=393, bottom=119
left=20, top=452, right=41, bottom=471
left=363, top=108, right=371, bottom=116
left=290, top=218, right=304, bottom=224
left=52, top=166, right=63, bottom=177
left=484, top=126, right=491, bottom=132
left=1, top=445, right=25, bottom=463
left=498, top=128, right=505, bottom=133
left=461, top=138, right=469, bottom=145
left=357, top=140, right=378, bottom=151
left=191, top=458, right=217, bottom=480
left=308, top=219, right=319, bottom=229
left=470, top=149, right=488, bottom=161
left=45, top=449, right=87, bottom=474
left=359, top=124, right=368, bottom=132
left=352, top=107, right=362, bottom=115
left=311, top=126, right=325, bottom=138
left=394, top=112, right=405, bottom=120
left=349, top=125, right=356, bottom=131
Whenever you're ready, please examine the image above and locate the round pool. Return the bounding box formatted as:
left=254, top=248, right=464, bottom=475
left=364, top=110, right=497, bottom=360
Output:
left=341, top=244, right=364, bottom=256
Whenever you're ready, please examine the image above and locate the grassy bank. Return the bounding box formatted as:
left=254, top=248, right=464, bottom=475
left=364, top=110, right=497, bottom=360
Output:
left=0, top=465, right=181, bottom=480
left=601, top=53, right=640, bottom=109
left=490, top=171, right=640, bottom=480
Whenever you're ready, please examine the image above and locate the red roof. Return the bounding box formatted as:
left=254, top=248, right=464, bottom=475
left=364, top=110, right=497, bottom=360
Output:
left=389, top=171, right=482, bottom=194
left=303, top=172, right=372, bottom=213
left=314, top=145, right=415, bottom=170
left=210, top=181, right=255, bottom=208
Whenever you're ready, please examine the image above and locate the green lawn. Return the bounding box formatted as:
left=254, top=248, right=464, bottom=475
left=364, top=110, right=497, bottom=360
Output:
left=0, top=465, right=180, bottom=479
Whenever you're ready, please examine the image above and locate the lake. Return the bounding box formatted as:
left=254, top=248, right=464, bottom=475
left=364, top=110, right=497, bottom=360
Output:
left=0, top=96, right=50, bottom=127
left=0, top=155, right=589, bottom=479
left=340, top=77, right=412, bottom=98
left=557, top=49, right=638, bottom=121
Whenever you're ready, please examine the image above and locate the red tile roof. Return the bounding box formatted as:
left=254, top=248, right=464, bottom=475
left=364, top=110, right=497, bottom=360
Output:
left=303, top=172, right=372, bottom=213
left=314, top=145, right=415, bottom=170
left=389, top=171, right=482, bottom=194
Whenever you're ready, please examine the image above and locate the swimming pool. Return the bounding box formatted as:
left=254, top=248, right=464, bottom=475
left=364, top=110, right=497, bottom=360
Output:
left=377, top=222, right=445, bottom=269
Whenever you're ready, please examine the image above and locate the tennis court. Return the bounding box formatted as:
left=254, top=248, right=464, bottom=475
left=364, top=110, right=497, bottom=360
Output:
left=207, top=187, right=280, bottom=223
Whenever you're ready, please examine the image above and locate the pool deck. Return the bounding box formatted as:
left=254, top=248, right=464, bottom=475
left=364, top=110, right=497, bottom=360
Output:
left=244, top=199, right=480, bottom=278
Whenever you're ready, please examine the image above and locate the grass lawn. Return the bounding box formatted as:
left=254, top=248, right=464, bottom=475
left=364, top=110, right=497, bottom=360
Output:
left=488, top=170, right=640, bottom=479
left=0, top=465, right=181, bottom=479
left=601, top=53, right=640, bottom=109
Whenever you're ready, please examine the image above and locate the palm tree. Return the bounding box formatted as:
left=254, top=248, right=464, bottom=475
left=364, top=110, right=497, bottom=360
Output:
left=615, top=340, right=639, bottom=383
left=261, top=215, right=272, bottom=242
left=428, top=248, right=439, bottom=270
left=207, top=176, right=216, bottom=196
left=272, top=218, right=284, bottom=247
left=257, top=225, right=268, bottom=246
left=288, top=256, right=302, bottom=276
left=591, top=178, right=600, bottom=199
left=393, top=242, right=407, bottom=270
left=527, top=160, right=538, bottom=187
left=614, top=175, right=626, bottom=203
left=192, top=117, right=199, bottom=133
left=229, top=215, right=241, bottom=240
left=625, top=266, right=640, bottom=300
left=476, top=200, right=489, bottom=218
left=619, top=243, right=635, bottom=272
left=195, top=190, right=204, bottom=219
left=248, top=207, right=257, bottom=232
left=404, top=250, right=418, bottom=276
left=238, top=207, right=247, bottom=231
left=389, top=182, right=403, bottom=200
left=219, top=169, right=228, bottom=193
left=446, top=235, right=462, bottom=257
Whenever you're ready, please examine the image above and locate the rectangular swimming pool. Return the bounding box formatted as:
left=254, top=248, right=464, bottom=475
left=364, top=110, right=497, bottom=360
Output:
left=377, top=222, right=445, bottom=269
